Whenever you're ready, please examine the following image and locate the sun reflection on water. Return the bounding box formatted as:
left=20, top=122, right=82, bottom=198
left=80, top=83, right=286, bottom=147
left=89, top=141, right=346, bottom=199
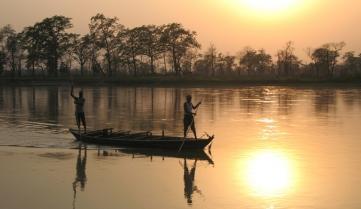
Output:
left=256, top=118, right=275, bottom=124
left=256, top=118, right=280, bottom=140
left=242, top=150, right=295, bottom=197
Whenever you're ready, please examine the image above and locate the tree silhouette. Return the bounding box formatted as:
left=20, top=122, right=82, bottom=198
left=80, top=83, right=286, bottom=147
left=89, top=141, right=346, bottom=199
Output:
left=0, top=25, right=26, bottom=76
left=239, top=48, right=273, bottom=75
left=0, top=51, right=5, bottom=75
left=160, top=23, right=200, bottom=75
left=216, top=53, right=236, bottom=76
left=22, top=16, right=75, bottom=76
left=121, top=28, right=142, bottom=76
left=180, top=48, right=199, bottom=74
left=206, top=44, right=217, bottom=76
left=0, top=14, right=360, bottom=80
left=22, top=26, right=43, bottom=76
left=342, top=51, right=361, bottom=76
left=311, top=42, right=345, bottom=77
left=193, top=45, right=221, bottom=76
left=276, top=41, right=300, bottom=76
left=136, top=25, right=164, bottom=74
left=73, top=34, right=92, bottom=76
left=89, top=13, right=124, bottom=77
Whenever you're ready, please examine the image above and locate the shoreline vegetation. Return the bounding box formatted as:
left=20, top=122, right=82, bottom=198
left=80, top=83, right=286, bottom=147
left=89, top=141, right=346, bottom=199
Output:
left=1, top=75, right=360, bottom=87
left=1, top=14, right=361, bottom=86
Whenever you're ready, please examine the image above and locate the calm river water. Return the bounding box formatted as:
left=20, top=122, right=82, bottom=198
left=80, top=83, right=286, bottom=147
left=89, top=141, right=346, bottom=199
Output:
left=0, top=85, right=361, bottom=209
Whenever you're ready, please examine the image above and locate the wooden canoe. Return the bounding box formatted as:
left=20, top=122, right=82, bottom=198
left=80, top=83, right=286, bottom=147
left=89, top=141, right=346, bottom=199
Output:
left=69, top=129, right=214, bottom=150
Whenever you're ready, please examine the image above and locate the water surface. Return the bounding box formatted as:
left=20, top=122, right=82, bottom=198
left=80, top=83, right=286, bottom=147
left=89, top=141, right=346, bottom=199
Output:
left=0, top=85, right=361, bottom=209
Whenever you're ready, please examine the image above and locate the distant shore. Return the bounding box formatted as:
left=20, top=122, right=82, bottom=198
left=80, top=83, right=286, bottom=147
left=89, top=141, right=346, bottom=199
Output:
left=0, top=76, right=360, bottom=87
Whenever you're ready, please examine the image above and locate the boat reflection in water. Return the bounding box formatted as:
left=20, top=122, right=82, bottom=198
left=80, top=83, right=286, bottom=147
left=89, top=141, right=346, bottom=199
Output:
left=121, top=148, right=212, bottom=205
left=119, top=148, right=214, bottom=165
left=71, top=145, right=214, bottom=208
left=116, top=148, right=213, bottom=205
left=72, top=144, right=87, bottom=209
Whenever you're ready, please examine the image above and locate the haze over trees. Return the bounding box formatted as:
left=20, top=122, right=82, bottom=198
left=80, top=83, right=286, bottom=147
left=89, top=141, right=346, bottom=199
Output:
left=0, top=14, right=360, bottom=80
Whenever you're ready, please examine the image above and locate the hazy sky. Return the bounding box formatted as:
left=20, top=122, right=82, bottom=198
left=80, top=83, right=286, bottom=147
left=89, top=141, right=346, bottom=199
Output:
left=1, top=0, right=360, bottom=59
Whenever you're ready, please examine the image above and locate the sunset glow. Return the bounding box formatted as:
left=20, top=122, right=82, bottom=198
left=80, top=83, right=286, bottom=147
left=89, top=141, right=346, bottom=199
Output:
left=241, top=0, right=299, bottom=13
left=1, top=0, right=361, bottom=55
left=1, top=0, right=361, bottom=208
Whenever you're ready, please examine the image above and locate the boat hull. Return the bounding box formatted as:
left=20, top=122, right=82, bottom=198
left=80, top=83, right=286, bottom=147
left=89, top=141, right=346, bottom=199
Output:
left=70, top=129, right=214, bottom=150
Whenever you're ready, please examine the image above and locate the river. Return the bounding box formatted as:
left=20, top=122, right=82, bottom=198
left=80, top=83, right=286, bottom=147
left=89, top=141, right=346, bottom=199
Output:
left=0, top=85, right=360, bottom=209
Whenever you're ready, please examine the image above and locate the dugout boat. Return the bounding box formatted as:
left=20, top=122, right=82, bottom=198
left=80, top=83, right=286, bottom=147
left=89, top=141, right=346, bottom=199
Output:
left=69, top=128, right=214, bottom=150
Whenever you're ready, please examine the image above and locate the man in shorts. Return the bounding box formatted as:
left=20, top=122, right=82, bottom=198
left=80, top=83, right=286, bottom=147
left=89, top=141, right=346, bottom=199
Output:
left=71, top=86, right=86, bottom=132
left=183, top=95, right=201, bottom=139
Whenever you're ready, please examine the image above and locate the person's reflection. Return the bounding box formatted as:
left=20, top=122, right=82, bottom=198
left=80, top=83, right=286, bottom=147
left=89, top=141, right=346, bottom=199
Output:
left=72, top=145, right=87, bottom=209
left=181, top=158, right=202, bottom=205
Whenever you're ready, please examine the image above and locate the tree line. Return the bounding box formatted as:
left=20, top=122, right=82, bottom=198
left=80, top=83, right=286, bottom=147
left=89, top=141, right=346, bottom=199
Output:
left=0, top=14, right=360, bottom=79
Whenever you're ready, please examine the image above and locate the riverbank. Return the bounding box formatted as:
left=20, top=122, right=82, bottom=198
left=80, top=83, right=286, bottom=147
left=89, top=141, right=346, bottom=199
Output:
left=0, top=75, right=361, bottom=87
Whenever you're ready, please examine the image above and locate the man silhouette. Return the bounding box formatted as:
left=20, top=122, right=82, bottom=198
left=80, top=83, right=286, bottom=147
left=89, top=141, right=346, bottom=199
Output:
left=183, top=95, right=201, bottom=139
left=71, top=86, right=86, bottom=132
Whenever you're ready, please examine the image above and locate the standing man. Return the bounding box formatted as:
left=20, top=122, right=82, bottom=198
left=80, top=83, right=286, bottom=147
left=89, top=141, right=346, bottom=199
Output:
left=184, top=95, right=201, bottom=139
left=71, top=86, right=86, bottom=132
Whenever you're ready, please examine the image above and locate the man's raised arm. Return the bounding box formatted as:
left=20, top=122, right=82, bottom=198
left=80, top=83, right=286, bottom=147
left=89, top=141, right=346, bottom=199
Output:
left=70, top=85, right=76, bottom=99
left=193, top=101, right=202, bottom=109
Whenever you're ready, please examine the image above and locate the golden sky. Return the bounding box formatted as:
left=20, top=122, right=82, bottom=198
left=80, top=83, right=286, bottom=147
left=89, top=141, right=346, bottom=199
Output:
left=1, top=0, right=360, bottom=59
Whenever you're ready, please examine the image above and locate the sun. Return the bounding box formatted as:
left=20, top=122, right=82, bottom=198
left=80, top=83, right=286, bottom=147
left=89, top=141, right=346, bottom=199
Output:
left=241, top=0, right=299, bottom=13
left=224, top=0, right=307, bottom=20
